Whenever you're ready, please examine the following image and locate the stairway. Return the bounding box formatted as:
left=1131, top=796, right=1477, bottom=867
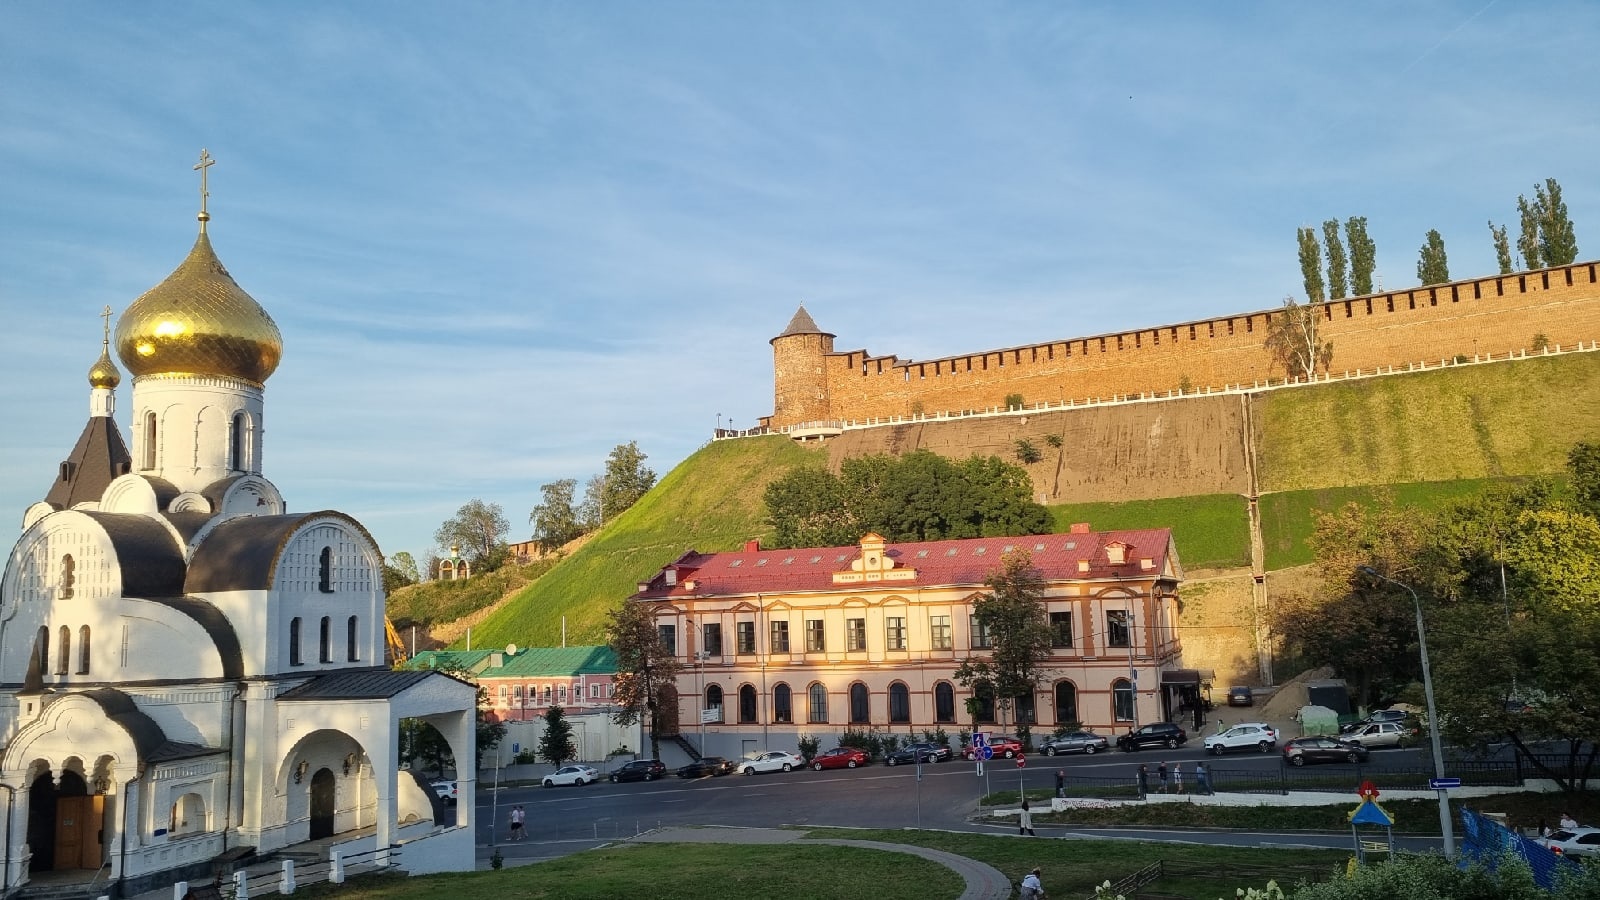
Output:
left=670, top=733, right=702, bottom=762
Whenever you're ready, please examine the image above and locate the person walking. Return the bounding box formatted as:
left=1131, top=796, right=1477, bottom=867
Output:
left=1157, top=761, right=1169, bottom=793
left=1195, top=761, right=1212, bottom=796
left=1018, top=799, right=1036, bottom=836
left=509, top=805, right=525, bottom=841
left=1137, top=763, right=1149, bottom=798
left=1171, top=762, right=1184, bottom=794
left=1020, top=866, right=1046, bottom=899
left=1055, top=769, right=1066, bottom=799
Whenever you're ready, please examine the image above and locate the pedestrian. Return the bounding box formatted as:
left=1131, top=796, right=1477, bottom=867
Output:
left=1560, top=812, right=1579, bottom=830
left=1018, top=799, right=1035, bottom=836
left=509, top=805, right=525, bottom=841
left=1172, top=762, right=1184, bottom=794
left=1055, top=768, right=1066, bottom=799
left=1195, top=761, right=1212, bottom=796
left=1020, top=866, right=1046, bottom=899
left=1538, top=818, right=1550, bottom=838
left=1137, top=763, right=1149, bottom=798
left=1157, top=761, right=1168, bottom=793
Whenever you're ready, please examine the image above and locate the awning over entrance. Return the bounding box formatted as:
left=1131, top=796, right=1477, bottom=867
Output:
left=1159, top=669, right=1202, bottom=686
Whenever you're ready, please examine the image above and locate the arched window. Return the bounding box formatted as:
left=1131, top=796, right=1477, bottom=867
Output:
left=1054, top=681, right=1079, bottom=724
left=849, top=683, right=870, bottom=724
left=143, top=411, right=157, bottom=470
left=78, top=625, right=91, bottom=675
left=773, top=683, right=793, bottom=724
left=1112, top=678, right=1135, bottom=722
left=318, top=616, right=331, bottom=663
left=738, top=684, right=758, bottom=723
left=705, top=684, right=723, bottom=722
left=558, top=684, right=568, bottom=704
left=229, top=412, right=246, bottom=471
left=347, top=616, right=359, bottom=661
left=289, top=617, right=303, bottom=666
left=1015, top=692, right=1037, bottom=725
left=60, top=555, right=75, bottom=599
left=543, top=685, right=553, bottom=705
left=57, top=625, right=70, bottom=675
left=36, top=626, right=49, bottom=674
left=934, top=681, right=956, bottom=723
left=888, top=682, right=911, bottom=723
left=807, top=682, right=829, bottom=724
left=170, top=792, right=206, bottom=835
left=318, top=547, right=334, bottom=593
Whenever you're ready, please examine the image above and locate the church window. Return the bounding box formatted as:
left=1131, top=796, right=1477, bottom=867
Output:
left=36, top=627, right=49, bottom=674
left=319, top=616, right=331, bottom=663
left=170, top=793, right=206, bottom=835
left=319, top=547, right=334, bottom=593
left=78, top=626, right=91, bottom=674
left=60, top=555, right=75, bottom=599
left=289, top=617, right=303, bottom=665
left=229, top=412, right=246, bottom=471
left=347, top=616, right=358, bottom=661
left=58, top=625, right=70, bottom=675
left=120, top=624, right=129, bottom=668
left=143, top=412, right=157, bottom=470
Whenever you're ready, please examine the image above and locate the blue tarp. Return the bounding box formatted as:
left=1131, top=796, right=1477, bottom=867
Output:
left=1460, top=806, right=1580, bottom=890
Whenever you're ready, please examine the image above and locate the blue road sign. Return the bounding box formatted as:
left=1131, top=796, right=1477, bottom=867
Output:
left=980, top=746, right=995, bottom=761
left=512, top=743, right=520, bottom=754
left=1429, top=777, right=1461, bottom=790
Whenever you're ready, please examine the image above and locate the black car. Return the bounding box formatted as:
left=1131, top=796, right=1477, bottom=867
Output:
left=1228, top=686, right=1254, bottom=707
left=608, top=759, right=667, bottom=782
left=1040, top=731, right=1109, bottom=755
left=676, top=756, right=734, bottom=778
left=1116, top=722, right=1188, bottom=752
left=1281, top=736, right=1370, bottom=766
left=884, top=742, right=952, bottom=766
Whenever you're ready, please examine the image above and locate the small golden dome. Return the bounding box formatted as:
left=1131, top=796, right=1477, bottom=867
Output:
left=115, top=232, right=282, bottom=384
left=88, top=345, right=121, bottom=389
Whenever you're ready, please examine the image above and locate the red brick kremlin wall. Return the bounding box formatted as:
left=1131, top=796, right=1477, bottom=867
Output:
left=767, top=262, right=1600, bottom=428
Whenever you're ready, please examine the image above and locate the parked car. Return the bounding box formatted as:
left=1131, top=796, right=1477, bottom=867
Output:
left=1539, top=827, right=1600, bottom=858
left=1340, top=709, right=1414, bottom=731
left=429, top=780, right=458, bottom=805
left=676, top=756, right=734, bottom=778
left=1340, top=721, right=1418, bottom=750
left=1116, top=722, right=1188, bottom=752
left=740, top=750, right=804, bottom=775
left=542, top=764, right=599, bottom=787
left=1227, top=686, right=1254, bottom=707
left=811, top=747, right=871, bottom=770
left=885, top=742, right=952, bottom=766
left=609, top=759, right=668, bottom=783
left=962, top=735, right=1023, bottom=760
left=1281, top=736, right=1370, bottom=766
left=1204, top=722, right=1277, bottom=755
left=1040, top=731, right=1109, bottom=756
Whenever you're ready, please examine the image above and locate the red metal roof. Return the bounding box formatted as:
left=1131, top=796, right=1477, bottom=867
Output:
left=630, top=529, right=1176, bottom=600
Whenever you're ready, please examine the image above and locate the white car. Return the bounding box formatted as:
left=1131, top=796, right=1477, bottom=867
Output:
left=1539, top=827, right=1600, bottom=858
left=429, top=780, right=458, bottom=805
left=739, top=750, right=804, bottom=775
left=542, top=764, right=599, bottom=787
left=1204, top=723, right=1277, bottom=755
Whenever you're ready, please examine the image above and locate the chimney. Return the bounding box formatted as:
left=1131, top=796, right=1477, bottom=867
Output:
left=744, top=539, right=761, bottom=552
left=1069, top=523, right=1091, bottom=534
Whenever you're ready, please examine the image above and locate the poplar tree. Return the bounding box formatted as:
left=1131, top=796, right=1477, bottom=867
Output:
left=1297, top=227, right=1326, bottom=302
left=1346, top=217, right=1377, bottom=296
left=1322, top=219, right=1348, bottom=299
left=1533, top=178, right=1579, bottom=266
left=1417, top=230, right=1450, bottom=285
left=1489, top=221, right=1513, bottom=274
left=1517, top=194, right=1542, bottom=270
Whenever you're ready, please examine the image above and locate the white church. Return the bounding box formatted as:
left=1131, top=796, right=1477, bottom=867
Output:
left=0, top=155, right=478, bottom=896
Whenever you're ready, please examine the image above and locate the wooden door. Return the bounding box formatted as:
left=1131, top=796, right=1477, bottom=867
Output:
left=54, top=796, right=87, bottom=870
left=80, top=795, right=104, bottom=868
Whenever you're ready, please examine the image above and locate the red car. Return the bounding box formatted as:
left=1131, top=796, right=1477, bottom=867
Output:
left=811, top=747, right=870, bottom=770
left=963, top=735, right=1023, bottom=760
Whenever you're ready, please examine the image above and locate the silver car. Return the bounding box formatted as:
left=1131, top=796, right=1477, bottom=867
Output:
left=1040, top=731, right=1109, bottom=755
left=1341, top=721, right=1416, bottom=750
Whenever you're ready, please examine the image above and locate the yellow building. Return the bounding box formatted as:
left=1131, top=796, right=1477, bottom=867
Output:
left=628, top=527, right=1191, bottom=759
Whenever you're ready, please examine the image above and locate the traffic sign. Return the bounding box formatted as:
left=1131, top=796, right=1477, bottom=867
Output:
left=1016, top=756, right=1027, bottom=769
left=512, top=743, right=519, bottom=754
left=973, top=732, right=990, bottom=747
left=1429, top=777, right=1462, bottom=790
left=980, top=746, right=994, bottom=761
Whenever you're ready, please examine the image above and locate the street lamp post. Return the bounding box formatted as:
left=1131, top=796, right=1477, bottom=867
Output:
left=1361, top=566, right=1456, bottom=857
left=695, top=649, right=712, bottom=755
left=1125, top=607, right=1139, bottom=725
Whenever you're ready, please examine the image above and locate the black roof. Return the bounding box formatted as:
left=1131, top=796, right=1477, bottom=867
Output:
left=200, top=475, right=245, bottom=511
left=144, top=595, right=244, bottom=679
left=162, top=511, right=216, bottom=546
left=276, top=670, right=440, bottom=701
left=186, top=511, right=377, bottom=593
left=83, top=687, right=217, bottom=764
left=44, top=416, right=131, bottom=510
left=81, top=512, right=187, bottom=597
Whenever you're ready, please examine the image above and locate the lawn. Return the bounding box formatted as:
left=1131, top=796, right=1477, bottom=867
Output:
left=1046, top=493, right=1250, bottom=569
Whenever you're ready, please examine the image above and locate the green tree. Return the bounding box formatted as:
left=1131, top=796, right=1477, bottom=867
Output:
left=953, top=551, right=1054, bottom=738
left=606, top=599, right=684, bottom=761
left=1569, top=441, right=1600, bottom=518
left=1345, top=217, right=1377, bottom=296
left=1490, top=220, right=1513, bottom=274
left=597, top=441, right=658, bottom=521
left=1321, top=219, right=1348, bottom=300
left=1013, top=439, right=1041, bottom=465
left=383, top=551, right=420, bottom=593
left=1518, top=193, right=1543, bottom=270
left=1522, top=177, right=1580, bottom=268
left=435, top=499, right=511, bottom=573
left=1417, top=229, right=1450, bottom=285
left=1263, top=297, right=1333, bottom=380
left=401, top=677, right=506, bottom=775
left=1296, top=227, right=1325, bottom=302
left=529, top=478, right=583, bottom=553
left=763, top=466, right=859, bottom=549
left=538, top=705, right=577, bottom=767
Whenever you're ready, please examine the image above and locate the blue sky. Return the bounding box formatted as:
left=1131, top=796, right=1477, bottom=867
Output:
left=2, top=2, right=1596, bottom=566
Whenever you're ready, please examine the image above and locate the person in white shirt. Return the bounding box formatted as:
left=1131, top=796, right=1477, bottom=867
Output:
left=1020, top=867, right=1045, bottom=899
left=1559, top=812, right=1579, bottom=830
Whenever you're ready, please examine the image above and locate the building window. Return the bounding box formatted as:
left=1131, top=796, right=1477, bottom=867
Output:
left=736, top=621, right=756, bottom=654
left=846, top=618, right=866, bottom=651
left=934, top=681, right=956, bottom=723
left=969, top=617, right=993, bottom=650
left=498, top=685, right=509, bottom=701
left=513, top=684, right=524, bottom=699
left=1014, top=692, right=1037, bottom=725
left=143, top=411, right=157, bottom=470
left=703, top=684, right=720, bottom=717
left=60, top=555, right=75, bottom=599
left=1049, top=611, right=1074, bottom=649
left=590, top=683, right=601, bottom=699
left=289, top=617, right=302, bottom=665
left=770, top=621, right=790, bottom=653
left=805, top=619, right=825, bottom=653
left=702, top=622, right=722, bottom=656
left=1107, top=610, right=1131, bottom=648
left=78, top=625, right=91, bottom=674
left=318, top=546, right=334, bottom=593
left=807, top=682, right=828, bottom=723
left=885, top=617, right=906, bottom=651
left=1054, top=681, right=1079, bottom=724
left=347, top=616, right=358, bottom=661
left=230, top=412, right=246, bottom=471
left=973, top=691, right=996, bottom=724
left=774, top=683, right=793, bottom=723
left=930, top=615, right=952, bottom=650
left=543, top=685, right=553, bottom=705
left=658, top=623, right=677, bottom=655
left=57, top=625, right=70, bottom=675
left=36, top=626, right=49, bottom=674
left=889, top=682, right=911, bottom=723
left=318, top=616, right=331, bottom=662
left=1112, top=678, right=1135, bottom=722
left=738, top=684, right=757, bottom=723
left=849, top=683, right=870, bottom=723
left=558, top=684, right=568, bottom=705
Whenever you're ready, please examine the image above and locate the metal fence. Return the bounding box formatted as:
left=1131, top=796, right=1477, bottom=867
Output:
left=1057, top=757, right=1547, bottom=800
left=179, top=845, right=402, bottom=900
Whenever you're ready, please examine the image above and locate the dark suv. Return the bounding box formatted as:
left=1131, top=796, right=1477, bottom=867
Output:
left=1116, top=722, right=1188, bottom=752
left=608, top=759, right=667, bottom=782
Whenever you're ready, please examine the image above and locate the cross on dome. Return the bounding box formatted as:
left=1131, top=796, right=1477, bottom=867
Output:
left=194, top=148, right=215, bottom=231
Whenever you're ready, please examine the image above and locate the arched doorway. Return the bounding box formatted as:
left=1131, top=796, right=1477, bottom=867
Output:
left=27, top=770, right=102, bottom=872
left=309, top=768, right=336, bottom=840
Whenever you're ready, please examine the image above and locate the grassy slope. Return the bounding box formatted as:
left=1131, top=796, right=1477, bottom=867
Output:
left=466, top=436, right=825, bottom=649
left=1048, top=494, right=1250, bottom=570
left=386, top=558, right=557, bottom=628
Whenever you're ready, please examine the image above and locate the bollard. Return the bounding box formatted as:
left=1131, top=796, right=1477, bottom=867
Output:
left=173, top=881, right=189, bottom=900
left=280, top=858, right=296, bottom=894
left=329, top=848, right=344, bottom=884
left=235, top=869, right=251, bottom=900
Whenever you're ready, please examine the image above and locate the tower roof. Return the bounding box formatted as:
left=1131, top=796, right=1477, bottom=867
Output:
left=44, top=417, right=131, bottom=510
left=771, top=304, right=833, bottom=344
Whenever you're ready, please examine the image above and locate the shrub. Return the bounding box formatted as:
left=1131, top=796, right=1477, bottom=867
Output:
left=1043, top=433, right=1063, bottom=448
left=1014, top=439, right=1042, bottom=465
left=1005, top=393, right=1025, bottom=410
left=921, top=726, right=951, bottom=748
left=797, top=734, right=821, bottom=762
left=838, top=727, right=884, bottom=758
left=1533, top=332, right=1550, bottom=351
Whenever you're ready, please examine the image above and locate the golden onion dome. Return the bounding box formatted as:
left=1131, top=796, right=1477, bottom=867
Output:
left=87, top=344, right=121, bottom=389
left=115, top=232, right=282, bottom=384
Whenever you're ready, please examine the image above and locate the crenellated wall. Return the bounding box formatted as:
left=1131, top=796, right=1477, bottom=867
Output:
left=766, top=263, right=1600, bottom=428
